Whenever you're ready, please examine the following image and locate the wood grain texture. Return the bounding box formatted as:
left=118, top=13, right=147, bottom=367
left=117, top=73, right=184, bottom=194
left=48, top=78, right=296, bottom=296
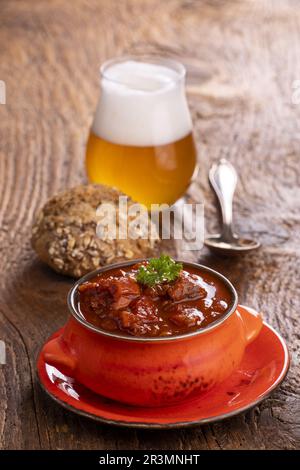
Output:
left=0, top=0, right=299, bottom=450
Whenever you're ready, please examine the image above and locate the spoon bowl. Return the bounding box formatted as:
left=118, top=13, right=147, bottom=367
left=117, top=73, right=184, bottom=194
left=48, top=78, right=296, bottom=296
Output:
left=204, top=234, right=260, bottom=256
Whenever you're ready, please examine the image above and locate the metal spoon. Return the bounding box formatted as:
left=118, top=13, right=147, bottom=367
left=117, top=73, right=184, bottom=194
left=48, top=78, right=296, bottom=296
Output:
left=204, top=159, right=260, bottom=256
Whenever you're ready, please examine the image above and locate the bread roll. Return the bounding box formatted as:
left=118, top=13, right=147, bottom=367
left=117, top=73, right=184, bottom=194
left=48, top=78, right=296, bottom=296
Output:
left=31, top=184, right=159, bottom=278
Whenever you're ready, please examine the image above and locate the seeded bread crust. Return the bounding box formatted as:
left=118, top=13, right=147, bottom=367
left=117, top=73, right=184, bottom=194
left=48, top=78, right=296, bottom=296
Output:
left=31, top=184, right=159, bottom=278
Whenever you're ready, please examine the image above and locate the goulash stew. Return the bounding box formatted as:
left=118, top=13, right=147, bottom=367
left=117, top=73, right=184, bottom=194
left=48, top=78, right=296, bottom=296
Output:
left=78, top=255, right=232, bottom=337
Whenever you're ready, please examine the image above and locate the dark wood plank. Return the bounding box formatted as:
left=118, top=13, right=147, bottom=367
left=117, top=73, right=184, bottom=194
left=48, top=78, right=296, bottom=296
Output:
left=0, top=0, right=299, bottom=449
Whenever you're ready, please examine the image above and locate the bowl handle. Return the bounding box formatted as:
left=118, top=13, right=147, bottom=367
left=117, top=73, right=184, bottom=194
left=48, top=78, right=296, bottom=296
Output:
left=238, top=304, right=263, bottom=346
left=42, top=336, right=77, bottom=375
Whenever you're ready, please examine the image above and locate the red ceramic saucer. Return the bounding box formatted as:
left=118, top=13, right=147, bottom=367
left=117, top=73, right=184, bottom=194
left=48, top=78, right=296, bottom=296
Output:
left=37, top=319, right=290, bottom=429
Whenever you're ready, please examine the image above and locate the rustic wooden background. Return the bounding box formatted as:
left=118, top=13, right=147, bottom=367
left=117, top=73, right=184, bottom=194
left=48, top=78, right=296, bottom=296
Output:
left=0, top=0, right=299, bottom=450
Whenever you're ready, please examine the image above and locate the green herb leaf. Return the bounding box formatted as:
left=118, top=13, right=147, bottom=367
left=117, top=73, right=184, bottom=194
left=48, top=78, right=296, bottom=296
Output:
left=136, top=254, right=183, bottom=287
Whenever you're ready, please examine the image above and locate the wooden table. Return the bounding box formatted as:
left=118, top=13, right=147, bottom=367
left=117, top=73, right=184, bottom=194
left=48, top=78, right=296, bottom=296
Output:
left=0, top=0, right=299, bottom=450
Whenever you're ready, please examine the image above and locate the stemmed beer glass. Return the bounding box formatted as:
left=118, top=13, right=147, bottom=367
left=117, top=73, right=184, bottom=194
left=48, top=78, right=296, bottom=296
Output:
left=86, top=56, right=197, bottom=208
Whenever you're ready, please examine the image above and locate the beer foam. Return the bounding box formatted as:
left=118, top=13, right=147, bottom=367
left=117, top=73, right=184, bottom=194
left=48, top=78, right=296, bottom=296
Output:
left=92, top=60, right=193, bottom=147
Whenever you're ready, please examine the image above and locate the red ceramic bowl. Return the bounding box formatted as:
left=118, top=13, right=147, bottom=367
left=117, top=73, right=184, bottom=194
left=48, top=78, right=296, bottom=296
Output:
left=41, top=260, right=263, bottom=407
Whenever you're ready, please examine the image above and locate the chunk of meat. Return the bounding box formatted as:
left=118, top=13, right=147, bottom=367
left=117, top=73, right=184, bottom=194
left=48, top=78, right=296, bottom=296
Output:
left=78, top=281, right=111, bottom=315
left=117, top=297, right=159, bottom=336
left=144, top=283, right=169, bottom=298
left=130, top=296, right=159, bottom=322
left=108, top=275, right=140, bottom=309
left=167, top=271, right=207, bottom=301
left=78, top=276, right=140, bottom=312
left=118, top=310, right=137, bottom=329
left=169, top=305, right=204, bottom=328
left=78, top=281, right=99, bottom=293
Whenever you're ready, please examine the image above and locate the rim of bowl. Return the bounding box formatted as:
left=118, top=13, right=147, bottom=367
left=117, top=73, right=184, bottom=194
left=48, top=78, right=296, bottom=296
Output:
left=67, top=259, right=238, bottom=343
left=100, top=55, right=186, bottom=89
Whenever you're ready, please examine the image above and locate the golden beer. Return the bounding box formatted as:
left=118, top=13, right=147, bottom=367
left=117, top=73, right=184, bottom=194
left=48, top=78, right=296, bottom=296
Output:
left=86, top=132, right=196, bottom=207
left=86, top=57, right=197, bottom=207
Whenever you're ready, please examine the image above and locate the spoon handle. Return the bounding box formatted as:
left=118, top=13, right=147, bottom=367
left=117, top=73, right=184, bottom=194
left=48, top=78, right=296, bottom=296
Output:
left=209, top=159, right=237, bottom=241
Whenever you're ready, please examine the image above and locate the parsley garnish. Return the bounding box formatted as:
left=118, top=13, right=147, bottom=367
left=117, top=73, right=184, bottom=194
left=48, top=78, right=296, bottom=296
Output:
left=136, top=254, right=183, bottom=287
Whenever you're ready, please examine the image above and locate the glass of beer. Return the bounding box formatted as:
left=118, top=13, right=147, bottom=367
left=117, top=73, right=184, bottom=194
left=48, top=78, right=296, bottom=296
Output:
left=86, top=56, right=197, bottom=208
